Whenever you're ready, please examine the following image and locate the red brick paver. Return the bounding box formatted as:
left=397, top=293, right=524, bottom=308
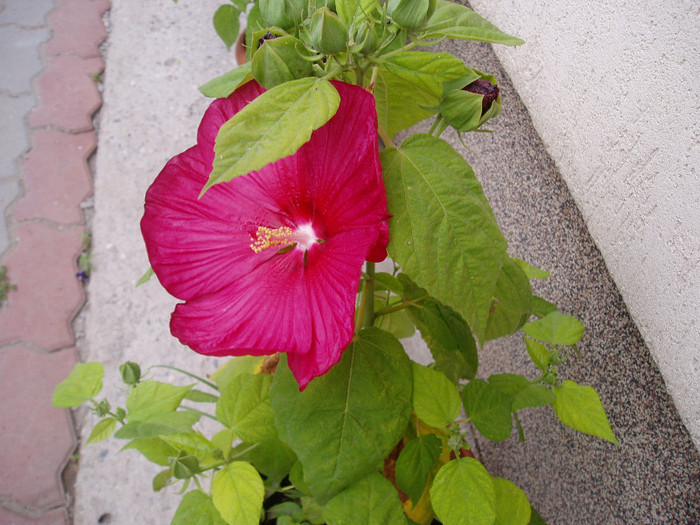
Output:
left=46, top=0, right=111, bottom=58
left=0, top=507, right=69, bottom=525
left=0, top=224, right=86, bottom=348
left=0, top=346, right=79, bottom=512
left=14, top=130, right=96, bottom=224
left=29, top=55, right=104, bottom=133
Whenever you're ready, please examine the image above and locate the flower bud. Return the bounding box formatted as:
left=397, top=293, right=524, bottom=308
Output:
left=259, top=0, right=307, bottom=30
left=171, top=452, right=199, bottom=480
left=119, top=361, right=141, bottom=385
left=94, top=399, right=111, bottom=418
left=387, top=0, right=430, bottom=29
left=439, top=72, right=502, bottom=132
left=353, top=21, right=379, bottom=54
left=252, top=35, right=313, bottom=89
left=309, top=7, right=348, bottom=55
left=464, top=78, right=500, bottom=114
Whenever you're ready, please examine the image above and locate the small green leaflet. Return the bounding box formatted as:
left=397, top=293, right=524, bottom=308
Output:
left=419, top=1, right=524, bottom=46
left=136, top=267, right=154, bottom=287
left=524, top=336, right=550, bottom=371
left=323, top=472, right=408, bottom=525
left=172, top=491, right=227, bottom=525
left=430, top=457, right=496, bottom=525
left=86, top=417, right=117, bottom=444
left=552, top=380, right=619, bottom=444
left=199, top=63, right=253, bottom=98
left=205, top=77, right=339, bottom=194
left=412, top=363, right=462, bottom=428
left=213, top=5, right=240, bottom=50
left=52, top=362, right=104, bottom=408
left=395, top=434, right=442, bottom=503
left=523, top=311, right=585, bottom=345
left=381, top=135, right=508, bottom=342
left=212, top=462, right=265, bottom=525
left=270, top=328, right=412, bottom=503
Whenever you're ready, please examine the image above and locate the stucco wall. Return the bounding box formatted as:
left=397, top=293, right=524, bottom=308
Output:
left=466, top=0, right=700, bottom=446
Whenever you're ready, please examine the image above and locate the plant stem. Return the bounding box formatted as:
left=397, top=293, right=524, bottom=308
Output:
left=374, top=296, right=429, bottom=317
left=180, top=406, right=218, bottom=421
left=151, top=365, right=218, bottom=390
left=377, top=124, right=396, bottom=149
left=363, top=262, right=375, bottom=329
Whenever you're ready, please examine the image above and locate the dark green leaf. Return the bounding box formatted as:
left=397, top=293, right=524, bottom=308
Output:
left=552, top=381, right=618, bottom=444
left=382, top=135, right=508, bottom=342
left=462, top=379, right=512, bottom=441
left=114, top=411, right=201, bottom=439
left=270, top=328, right=412, bottom=503
left=531, top=296, right=557, bottom=318
left=216, top=373, right=276, bottom=442
left=529, top=505, right=548, bottom=525
left=419, top=1, right=524, bottom=45
left=199, top=63, right=253, bottom=98
left=374, top=51, right=473, bottom=138
left=323, top=472, right=408, bottom=525
left=206, top=78, right=339, bottom=192
left=523, top=311, right=585, bottom=345
left=213, top=5, right=241, bottom=50
left=52, top=362, right=103, bottom=408
left=212, top=462, right=264, bottom=525
left=412, top=363, right=462, bottom=428
left=430, top=458, right=496, bottom=525
left=485, top=258, right=533, bottom=341
left=395, top=434, right=442, bottom=503
left=86, top=417, right=117, bottom=445
left=375, top=305, right=415, bottom=339
left=244, top=438, right=297, bottom=484
left=172, top=490, right=227, bottom=525
left=493, top=477, right=531, bottom=525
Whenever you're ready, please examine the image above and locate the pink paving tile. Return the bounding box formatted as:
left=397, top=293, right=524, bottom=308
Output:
left=45, top=0, right=110, bottom=59
left=0, top=346, right=78, bottom=513
left=0, top=223, right=85, bottom=349
left=29, top=55, right=104, bottom=133
left=14, top=130, right=95, bottom=224
left=0, top=507, right=68, bottom=525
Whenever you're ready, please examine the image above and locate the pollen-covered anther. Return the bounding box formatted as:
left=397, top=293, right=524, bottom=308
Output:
left=250, top=226, right=296, bottom=253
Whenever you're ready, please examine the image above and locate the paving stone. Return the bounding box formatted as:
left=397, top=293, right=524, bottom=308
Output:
left=0, top=26, right=50, bottom=96
left=14, top=130, right=95, bottom=224
left=0, top=346, right=78, bottom=513
left=29, top=55, right=104, bottom=132
left=0, top=94, right=35, bottom=180
left=0, top=223, right=85, bottom=348
left=0, top=0, right=54, bottom=28
left=0, top=507, right=68, bottom=525
left=0, top=179, right=20, bottom=255
left=46, top=0, right=109, bottom=58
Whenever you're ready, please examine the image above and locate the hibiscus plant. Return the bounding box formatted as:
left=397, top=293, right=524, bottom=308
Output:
left=53, top=1, right=618, bottom=524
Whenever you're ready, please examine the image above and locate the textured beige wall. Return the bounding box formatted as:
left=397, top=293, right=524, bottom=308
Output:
left=466, top=0, right=700, bottom=447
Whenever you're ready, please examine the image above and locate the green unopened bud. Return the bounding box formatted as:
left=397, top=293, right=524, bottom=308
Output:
left=353, top=21, right=379, bottom=54
left=259, top=0, right=307, bottom=30
left=387, top=0, right=430, bottom=29
left=119, top=361, right=141, bottom=385
left=94, top=399, right=111, bottom=417
left=171, top=452, right=200, bottom=480
left=252, top=35, right=313, bottom=89
left=309, top=7, right=348, bottom=55
left=439, top=72, right=502, bottom=132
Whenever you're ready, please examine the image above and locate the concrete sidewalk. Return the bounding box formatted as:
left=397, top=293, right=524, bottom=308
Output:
left=0, top=0, right=109, bottom=523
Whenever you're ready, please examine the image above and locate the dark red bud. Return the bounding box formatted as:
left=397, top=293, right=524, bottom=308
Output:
left=464, top=79, right=499, bottom=113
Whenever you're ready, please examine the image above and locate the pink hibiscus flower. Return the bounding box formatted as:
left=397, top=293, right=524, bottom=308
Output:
left=141, top=80, right=389, bottom=389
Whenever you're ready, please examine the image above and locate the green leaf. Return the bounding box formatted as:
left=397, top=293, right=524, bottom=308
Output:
left=185, top=389, right=218, bottom=403
left=552, top=381, right=618, bottom=444
left=199, top=63, right=253, bottom=98
left=86, top=417, right=117, bottom=445
left=173, top=490, right=227, bottom=525
left=213, top=5, right=241, bottom=50
left=523, top=311, right=585, bottom=345
left=493, top=477, right=531, bottom=525
left=161, top=432, right=219, bottom=469
left=430, top=458, right=496, bottom=525
left=528, top=505, right=548, bottom=524
left=401, top=276, right=478, bottom=382
left=462, top=379, right=512, bottom=441
left=374, top=52, right=473, bottom=138
left=216, top=373, right=276, bottom=442
left=382, top=135, right=508, bottom=342
left=270, top=328, right=412, bottom=503
left=122, top=437, right=178, bottom=466
left=531, top=296, right=557, bottom=318
left=374, top=272, right=403, bottom=294
left=524, top=337, right=550, bottom=371
left=374, top=304, right=415, bottom=339
left=335, top=0, right=376, bottom=24
left=244, top=438, right=297, bottom=484
left=211, top=355, right=265, bottom=390
left=512, top=384, right=555, bottom=411
left=114, top=411, right=201, bottom=439
left=152, top=469, right=172, bottom=492
left=485, top=258, right=533, bottom=341
left=512, top=258, right=550, bottom=279
left=412, top=363, right=462, bottom=428
left=52, top=362, right=104, bottom=408
left=136, top=267, right=154, bottom=287
left=206, top=78, right=340, bottom=192
left=212, top=462, right=264, bottom=525
left=323, top=472, right=408, bottom=525
left=395, top=434, right=442, bottom=503
left=126, top=381, right=193, bottom=423
left=419, top=1, right=524, bottom=45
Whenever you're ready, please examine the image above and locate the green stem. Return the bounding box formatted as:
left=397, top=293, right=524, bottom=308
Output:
left=151, top=365, right=218, bottom=390
left=377, top=124, right=396, bottom=149
left=320, top=65, right=345, bottom=81
left=180, top=406, right=218, bottom=421
left=374, top=295, right=429, bottom=317
left=363, top=262, right=376, bottom=329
